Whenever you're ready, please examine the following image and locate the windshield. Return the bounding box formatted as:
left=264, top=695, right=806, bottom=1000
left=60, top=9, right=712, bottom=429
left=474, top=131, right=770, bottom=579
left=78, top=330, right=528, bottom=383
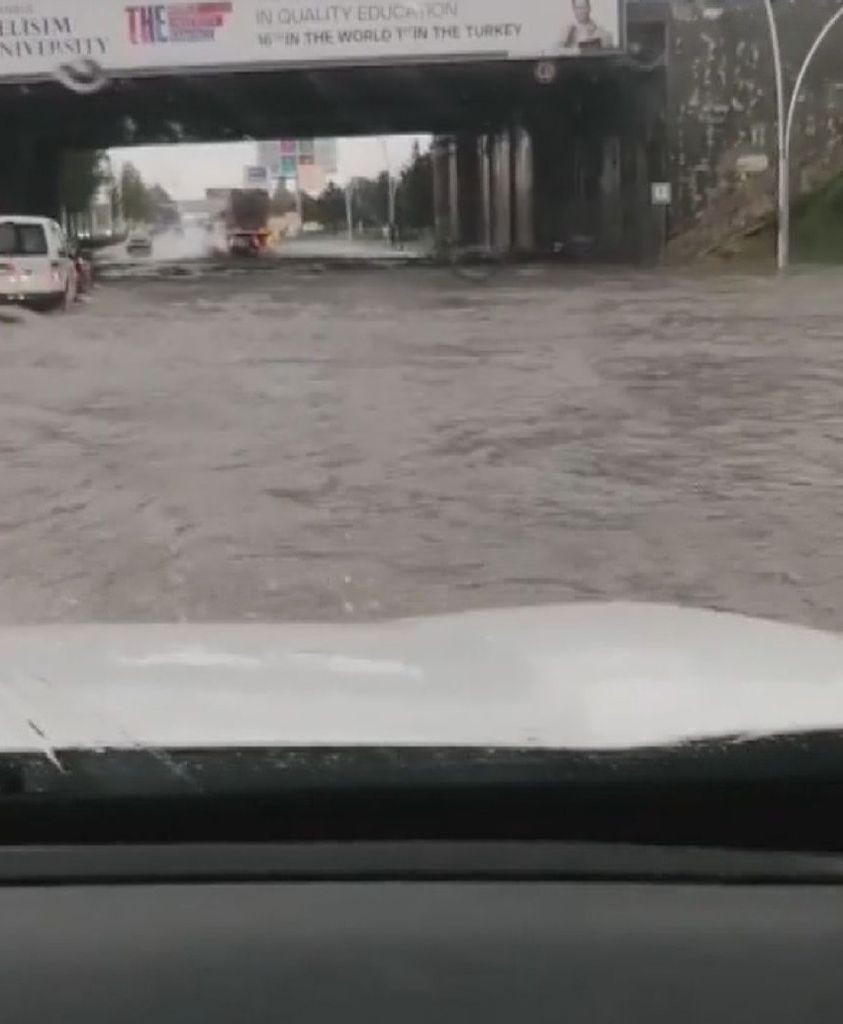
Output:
left=0, top=223, right=48, bottom=256
left=2, top=0, right=843, bottom=792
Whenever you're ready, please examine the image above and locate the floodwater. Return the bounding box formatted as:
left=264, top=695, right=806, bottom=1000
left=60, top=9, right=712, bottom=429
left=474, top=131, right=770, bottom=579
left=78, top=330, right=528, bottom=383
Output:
left=2, top=259, right=843, bottom=631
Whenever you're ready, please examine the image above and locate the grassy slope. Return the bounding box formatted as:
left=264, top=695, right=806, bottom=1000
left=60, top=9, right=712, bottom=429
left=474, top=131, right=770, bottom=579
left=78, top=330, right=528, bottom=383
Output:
left=792, top=169, right=843, bottom=262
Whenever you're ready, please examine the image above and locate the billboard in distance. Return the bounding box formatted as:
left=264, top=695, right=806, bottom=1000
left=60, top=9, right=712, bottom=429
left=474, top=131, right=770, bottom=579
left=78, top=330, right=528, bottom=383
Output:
left=256, top=140, right=281, bottom=166
left=0, top=1, right=624, bottom=83
left=314, top=139, right=339, bottom=176
left=279, top=155, right=298, bottom=178
left=243, top=164, right=270, bottom=188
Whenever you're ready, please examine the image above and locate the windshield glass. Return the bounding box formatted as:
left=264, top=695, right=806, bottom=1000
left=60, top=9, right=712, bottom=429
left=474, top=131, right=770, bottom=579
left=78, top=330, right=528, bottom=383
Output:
left=2, top=0, right=843, bottom=774
left=0, top=223, right=48, bottom=256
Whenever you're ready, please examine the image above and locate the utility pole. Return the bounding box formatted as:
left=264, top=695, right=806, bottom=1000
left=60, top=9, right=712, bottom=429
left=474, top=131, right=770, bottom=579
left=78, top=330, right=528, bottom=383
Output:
left=762, top=0, right=787, bottom=271
left=379, top=136, right=397, bottom=231
left=763, top=0, right=843, bottom=270
left=345, top=181, right=354, bottom=242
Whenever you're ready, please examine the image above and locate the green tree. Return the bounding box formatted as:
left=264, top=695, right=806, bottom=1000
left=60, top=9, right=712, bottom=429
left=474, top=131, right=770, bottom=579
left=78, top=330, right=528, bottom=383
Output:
left=270, top=182, right=296, bottom=215
left=120, top=161, right=152, bottom=223
left=396, top=140, right=432, bottom=233
left=59, top=150, right=109, bottom=214
left=315, top=182, right=347, bottom=232
left=351, top=173, right=389, bottom=228
left=148, top=183, right=180, bottom=228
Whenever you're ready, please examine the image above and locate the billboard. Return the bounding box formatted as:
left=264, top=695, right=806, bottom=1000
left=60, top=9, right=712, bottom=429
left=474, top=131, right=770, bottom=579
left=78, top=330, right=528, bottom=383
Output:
left=279, top=154, right=298, bottom=177
left=314, top=138, right=339, bottom=175
left=256, top=139, right=280, bottom=165
left=0, top=1, right=623, bottom=83
left=243, top=164, right=269, bottom=187
left=276, top=138, right=338, bottom=177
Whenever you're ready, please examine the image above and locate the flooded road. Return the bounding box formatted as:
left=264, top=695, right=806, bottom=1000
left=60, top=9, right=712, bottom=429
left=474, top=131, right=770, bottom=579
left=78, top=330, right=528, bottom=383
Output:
left=2, top=263, right=843, bottom=630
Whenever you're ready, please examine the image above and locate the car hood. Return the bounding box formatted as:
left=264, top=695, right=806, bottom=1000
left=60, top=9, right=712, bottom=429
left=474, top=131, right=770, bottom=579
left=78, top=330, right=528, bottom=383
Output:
left=0, top=602, right=842, bottom=756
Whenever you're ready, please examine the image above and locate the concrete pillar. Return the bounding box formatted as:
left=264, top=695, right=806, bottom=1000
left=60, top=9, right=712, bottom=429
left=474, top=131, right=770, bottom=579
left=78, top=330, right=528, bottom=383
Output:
left=0, top=127, right=26, bottom=215
left=432, top=135, right=459, bottom=250
left=513, top=125, right=534, bottom=253
left=636, top=138, right=661, bottom=262
left=600, top=135, right=622, bottom=257
left=447, top=136, right=459, bottom=245
left=477, top=135, right=493, bottom=250
left=491, top=128, right=512, bottom=253
left=0, top=131, right=61, bottom=218
left=432, top=136, right=450, bottom=249
left=455, top=133, right=479, bottom=246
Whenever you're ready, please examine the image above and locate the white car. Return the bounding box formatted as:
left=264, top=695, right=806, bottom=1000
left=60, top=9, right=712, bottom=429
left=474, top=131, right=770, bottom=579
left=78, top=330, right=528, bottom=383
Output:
left=126, top=228, right=153, bottom=256
left=0, top=216, right=77, bottom=311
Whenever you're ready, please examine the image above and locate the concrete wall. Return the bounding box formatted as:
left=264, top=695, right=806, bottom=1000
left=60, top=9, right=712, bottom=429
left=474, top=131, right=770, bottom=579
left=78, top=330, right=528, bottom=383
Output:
left=432, top=0, right=843, bottom=262
left=433, top=66, right=666, bottom=262
left=667, top=0, right=843, bottom=255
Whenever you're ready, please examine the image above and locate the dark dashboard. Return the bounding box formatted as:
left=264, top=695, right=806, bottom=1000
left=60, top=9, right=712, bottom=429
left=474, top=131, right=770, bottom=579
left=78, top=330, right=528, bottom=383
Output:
left=1, top=845, right=842, bottom=1024
left=3, top=736, right=843, bottom=1021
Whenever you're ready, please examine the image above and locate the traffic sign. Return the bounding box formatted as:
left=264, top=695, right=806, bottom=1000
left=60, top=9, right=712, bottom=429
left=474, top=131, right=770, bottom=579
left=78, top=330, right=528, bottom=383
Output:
left=651, top=181, right=672, bottom=206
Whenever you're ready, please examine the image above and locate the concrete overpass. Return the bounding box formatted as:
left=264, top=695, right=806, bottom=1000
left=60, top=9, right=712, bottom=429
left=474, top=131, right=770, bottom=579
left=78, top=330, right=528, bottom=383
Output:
left=0, top=0, right=668, bottom=259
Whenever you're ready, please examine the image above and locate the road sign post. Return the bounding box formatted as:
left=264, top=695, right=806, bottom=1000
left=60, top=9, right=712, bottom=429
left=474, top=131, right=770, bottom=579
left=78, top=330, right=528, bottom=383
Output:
left=650, top=182, right=671, bottom=262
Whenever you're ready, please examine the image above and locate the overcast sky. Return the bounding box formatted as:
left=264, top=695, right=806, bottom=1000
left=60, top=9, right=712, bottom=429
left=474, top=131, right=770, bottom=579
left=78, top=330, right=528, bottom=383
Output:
left=108, top=135, right=428, bottom=199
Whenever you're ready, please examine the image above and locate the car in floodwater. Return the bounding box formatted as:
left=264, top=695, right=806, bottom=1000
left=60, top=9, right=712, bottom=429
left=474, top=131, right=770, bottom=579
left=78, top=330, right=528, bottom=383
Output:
left=126, top=227, right=153, bottom=256
left=0, top=216, right=78, bottom=311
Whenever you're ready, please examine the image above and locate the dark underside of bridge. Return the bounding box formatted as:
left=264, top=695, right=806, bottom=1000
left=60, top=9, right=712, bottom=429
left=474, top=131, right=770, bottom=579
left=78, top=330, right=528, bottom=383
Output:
left=1, top=47, right=667, bottom=259
left=1, top=58, right=648, bottom=144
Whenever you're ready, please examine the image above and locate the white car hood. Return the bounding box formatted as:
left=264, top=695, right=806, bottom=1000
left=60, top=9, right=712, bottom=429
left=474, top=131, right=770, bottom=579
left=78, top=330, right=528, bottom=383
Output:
left=0, top=602, right=842, bottom=757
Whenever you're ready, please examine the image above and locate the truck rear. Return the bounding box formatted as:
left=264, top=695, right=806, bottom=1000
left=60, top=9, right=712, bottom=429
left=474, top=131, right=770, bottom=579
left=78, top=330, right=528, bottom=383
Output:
left=225, top=189, right=271, bottom=255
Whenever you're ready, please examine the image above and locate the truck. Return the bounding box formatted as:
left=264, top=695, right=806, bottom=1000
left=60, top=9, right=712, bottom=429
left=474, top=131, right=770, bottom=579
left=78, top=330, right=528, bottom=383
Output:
left=225, top=189, right=271, bottom=256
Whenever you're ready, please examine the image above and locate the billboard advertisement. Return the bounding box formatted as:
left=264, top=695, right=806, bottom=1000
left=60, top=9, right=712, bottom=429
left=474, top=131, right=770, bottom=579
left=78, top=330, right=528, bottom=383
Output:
left=243, top=164, right=270, bottom=187
left=279, top=154, right=298, bottom=177
left=256, top=139, right=280, bottom=165
left=315, top=138, right=339, bottom=174
left=0, top=1, right=623, bottom=83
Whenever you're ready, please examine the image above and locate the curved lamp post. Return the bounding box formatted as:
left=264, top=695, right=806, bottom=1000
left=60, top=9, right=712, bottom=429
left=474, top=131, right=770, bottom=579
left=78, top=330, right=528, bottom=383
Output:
left=764, top=0, right=843, bottom=270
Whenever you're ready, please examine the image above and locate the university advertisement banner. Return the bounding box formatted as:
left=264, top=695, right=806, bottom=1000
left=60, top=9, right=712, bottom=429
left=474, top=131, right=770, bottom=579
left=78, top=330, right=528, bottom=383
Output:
left=0, top=1, right=623, bottom=83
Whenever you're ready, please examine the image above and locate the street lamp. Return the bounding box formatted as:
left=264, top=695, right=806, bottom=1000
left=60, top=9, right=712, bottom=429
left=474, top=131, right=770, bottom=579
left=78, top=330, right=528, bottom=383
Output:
left=379, top=136, right=397, bottom=230
left=764, top=0, right=843, bottom=270
left=344, top=180, right=355, bottom=242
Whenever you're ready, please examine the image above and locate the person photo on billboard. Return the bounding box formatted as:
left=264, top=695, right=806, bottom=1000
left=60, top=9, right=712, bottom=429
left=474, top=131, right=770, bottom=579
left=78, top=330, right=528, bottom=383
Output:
left=560, top=0, right=613, bottom=51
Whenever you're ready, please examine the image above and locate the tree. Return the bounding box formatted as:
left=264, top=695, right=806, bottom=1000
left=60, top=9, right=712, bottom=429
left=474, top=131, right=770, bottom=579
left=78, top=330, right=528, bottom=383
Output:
left=148, top=183, right=180, bottom=228
left=396, top=140, right=433, bottom=233
left=315, top=182, right=347, bottom=232
left=351, top=172, right=389, bottom=228
left=59, top=150, right=109, bottom=214
left=110, top=179, right=122, bottom=224
left=120, top=161, right=152, bottom=223
left=270, top=181, right=297, bottom=215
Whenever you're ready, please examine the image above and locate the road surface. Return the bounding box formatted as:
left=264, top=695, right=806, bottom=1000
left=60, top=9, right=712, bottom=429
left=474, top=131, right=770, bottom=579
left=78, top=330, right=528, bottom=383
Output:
left=2, top=261, right=843, bottom=631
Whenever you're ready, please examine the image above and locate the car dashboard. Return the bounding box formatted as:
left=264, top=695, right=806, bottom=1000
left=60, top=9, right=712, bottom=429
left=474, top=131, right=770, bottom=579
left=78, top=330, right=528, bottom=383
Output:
left=1, top=840, right=842, bottom=1023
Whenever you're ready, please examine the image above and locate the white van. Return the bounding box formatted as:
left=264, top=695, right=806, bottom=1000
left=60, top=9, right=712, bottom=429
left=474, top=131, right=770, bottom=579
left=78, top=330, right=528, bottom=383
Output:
left=0, top=216, right=78, bottom=311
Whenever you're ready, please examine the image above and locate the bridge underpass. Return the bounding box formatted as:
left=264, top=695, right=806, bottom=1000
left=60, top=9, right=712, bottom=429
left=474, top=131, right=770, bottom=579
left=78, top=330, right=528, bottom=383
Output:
left=1, top=50, right=665, bottom=260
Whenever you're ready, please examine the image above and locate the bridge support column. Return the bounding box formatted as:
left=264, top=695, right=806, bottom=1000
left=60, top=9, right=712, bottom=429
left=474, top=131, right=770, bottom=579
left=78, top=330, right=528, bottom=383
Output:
left=455, top=133, right=480, bottom=247
left=432, top=135, right=459, bottom=248
left=600, top=135, right=622, bottom=255
left=0, top=128, right=61, bottom=218
left=477, top=135, right=493, bottom=250
left=433, top=127, right=536, bottom=255
left=513, top=125, right=534, bottom=253
left=491, top=128, right=512, bottom=252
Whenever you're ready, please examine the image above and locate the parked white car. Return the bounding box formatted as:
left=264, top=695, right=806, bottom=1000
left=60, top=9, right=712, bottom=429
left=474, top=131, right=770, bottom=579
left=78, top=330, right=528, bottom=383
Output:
left=0, top=216, right=77, bottom=311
